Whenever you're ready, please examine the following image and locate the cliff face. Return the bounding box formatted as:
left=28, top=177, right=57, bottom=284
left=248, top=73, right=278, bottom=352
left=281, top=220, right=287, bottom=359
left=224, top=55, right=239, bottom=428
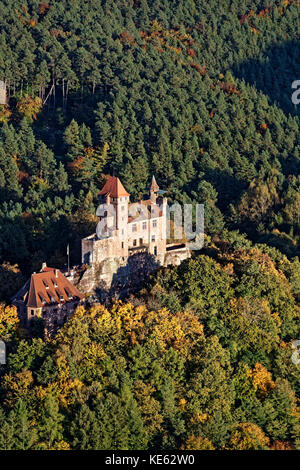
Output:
left=76, top=246, right=191, bottom=300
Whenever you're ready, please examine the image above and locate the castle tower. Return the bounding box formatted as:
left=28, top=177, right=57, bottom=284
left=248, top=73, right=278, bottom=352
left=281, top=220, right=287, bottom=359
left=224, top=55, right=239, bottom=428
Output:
left=149, top=175, right=159, bottom=203
left=98, top=176, right=130, bottom=256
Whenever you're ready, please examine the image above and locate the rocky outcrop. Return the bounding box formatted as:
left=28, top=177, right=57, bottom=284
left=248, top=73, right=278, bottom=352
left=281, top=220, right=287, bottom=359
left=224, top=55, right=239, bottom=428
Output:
left=76, top=245, right=190, bottom=300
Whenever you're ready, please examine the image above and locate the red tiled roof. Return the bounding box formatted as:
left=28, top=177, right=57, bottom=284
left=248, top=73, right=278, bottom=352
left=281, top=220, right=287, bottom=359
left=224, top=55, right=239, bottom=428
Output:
left=99, top=176, right=130, bottom=198
left=25, top=267, right=84, bottom=308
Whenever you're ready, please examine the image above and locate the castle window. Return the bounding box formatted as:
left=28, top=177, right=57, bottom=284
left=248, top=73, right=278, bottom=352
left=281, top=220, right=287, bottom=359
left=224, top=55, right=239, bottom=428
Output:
left=152, top=219, right=157, bottom=228
left=151, top=235, right=155, bottom=242
left=142, top=221, right=147, bottom=230
left=121, top=205, right=125, bottom=211
left=31, top=309, right=34, bottom=316
left=133, top=239, right=137, bottom=246
left=132, top=224, right=137, bottom=232
left=121, top=242, right=124, bottom=249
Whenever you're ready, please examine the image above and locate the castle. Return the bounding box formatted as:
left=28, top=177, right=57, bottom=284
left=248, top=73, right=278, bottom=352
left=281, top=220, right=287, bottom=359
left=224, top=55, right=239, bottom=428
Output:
left=80, top=175, right=190, bottom=295
left=11, top=175, right=191, bottom=335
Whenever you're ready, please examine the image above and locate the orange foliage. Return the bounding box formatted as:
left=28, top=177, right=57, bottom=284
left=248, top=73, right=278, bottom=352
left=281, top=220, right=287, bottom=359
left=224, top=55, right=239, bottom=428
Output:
left=119, top=31, right=135, bottom=45
left=249, top=363, right=275, bottom=398
left=18, top=170, right=30, bottom=182
left=190, top=63, right=206, bottom=75
left=240, top=1, right=298, bottom=28
left=39, top=2, right=50, bottom=15
left=228, top=423, right=270, bottom=450
left=187, top=48, right=197, bottom=57
left=67, top=156, right=85, bottom=175
left=271, top=440, right=293, bottom=450
left=50, top=29, right=67, bottom=38
left=219, top=82, right=240, bottom=95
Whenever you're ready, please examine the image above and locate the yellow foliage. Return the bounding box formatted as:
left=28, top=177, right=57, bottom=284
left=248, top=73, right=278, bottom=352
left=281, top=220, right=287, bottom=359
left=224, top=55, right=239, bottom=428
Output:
left=84, top=342, right=106, bottom=362
left=69, top=302, right=203, bottom=358
left=51, top=440, right=70, bottom=450
left=17, top=94, right=42, bottom=121
left=84, top=142, right=109, bottom=172
left=178, top=398, right=187, bottom=411
left=249, top=363, right=275, bottom=398
left=0, top=304, right=19, bottom=339
left=181, top=436, right=215, bottom=450
left=1, top=370, right=34, bottom=406
left=228, top=423, right=270, bottom=450
left=190, top=412, right=209, bottom=424
left=0, top=105, right=12, bottom=123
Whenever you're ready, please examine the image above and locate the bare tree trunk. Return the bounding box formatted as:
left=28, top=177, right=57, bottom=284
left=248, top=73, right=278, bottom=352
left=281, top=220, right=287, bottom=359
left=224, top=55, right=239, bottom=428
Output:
left=62, top=78, right=65, bottom=110
left=52, top=77, right=56, bottom=109
left=66, top=80, right=69, bottom=107
left=43, top=83, right=54, bottom=105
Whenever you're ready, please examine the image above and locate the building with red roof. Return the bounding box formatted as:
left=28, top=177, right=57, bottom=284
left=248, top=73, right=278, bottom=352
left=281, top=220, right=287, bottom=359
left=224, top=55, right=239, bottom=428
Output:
left=12, top=263, right=84, bottom=336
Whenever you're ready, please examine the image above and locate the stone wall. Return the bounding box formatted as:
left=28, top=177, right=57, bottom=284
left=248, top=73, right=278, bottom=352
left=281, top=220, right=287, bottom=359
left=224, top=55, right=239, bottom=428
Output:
left=76, top=245, right=190, bottom=300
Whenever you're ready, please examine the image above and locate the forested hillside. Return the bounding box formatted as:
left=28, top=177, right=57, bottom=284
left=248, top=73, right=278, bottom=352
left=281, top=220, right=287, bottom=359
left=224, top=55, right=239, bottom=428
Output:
left=0, top=0, right=299, bottom=451
left=0, top=0, right=299, bottom=277
left=0, top=239, right=299, bottom=450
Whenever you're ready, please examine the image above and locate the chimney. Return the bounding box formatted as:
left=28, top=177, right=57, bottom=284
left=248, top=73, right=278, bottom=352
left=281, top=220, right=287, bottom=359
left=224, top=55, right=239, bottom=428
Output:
left=55, top=269, right=58, bottom=278
left=41, top=262, right=47, bottom=272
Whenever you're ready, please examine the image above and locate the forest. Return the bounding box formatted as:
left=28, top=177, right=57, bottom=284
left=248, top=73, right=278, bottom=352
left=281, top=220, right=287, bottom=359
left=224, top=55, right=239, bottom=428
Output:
left=0, top=0, right=299, bottom=450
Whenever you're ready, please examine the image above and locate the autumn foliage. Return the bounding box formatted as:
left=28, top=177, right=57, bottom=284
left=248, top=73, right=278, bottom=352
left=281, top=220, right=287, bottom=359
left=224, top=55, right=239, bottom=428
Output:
left=16, top=95, right=42, bottom=122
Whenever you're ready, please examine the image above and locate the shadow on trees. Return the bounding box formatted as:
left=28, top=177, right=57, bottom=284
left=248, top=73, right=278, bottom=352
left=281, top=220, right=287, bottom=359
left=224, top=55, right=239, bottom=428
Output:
left=232, top=41, right=300, bottom=117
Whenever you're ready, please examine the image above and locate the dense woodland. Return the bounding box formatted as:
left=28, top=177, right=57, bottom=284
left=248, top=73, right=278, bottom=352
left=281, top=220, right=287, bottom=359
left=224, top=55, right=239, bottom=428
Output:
left=0, top=0, right=299, bottom=450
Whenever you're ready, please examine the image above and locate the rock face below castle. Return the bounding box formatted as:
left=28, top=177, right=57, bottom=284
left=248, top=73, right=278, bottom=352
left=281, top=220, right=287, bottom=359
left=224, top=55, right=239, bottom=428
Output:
left=78, top=243, right=190, bottom=299
left=79, top=176, right=191, bottom=298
